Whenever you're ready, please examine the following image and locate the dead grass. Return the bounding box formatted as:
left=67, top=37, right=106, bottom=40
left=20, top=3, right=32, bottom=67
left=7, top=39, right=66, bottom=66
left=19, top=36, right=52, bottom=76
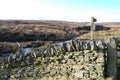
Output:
left=76, top=31, right=120, bottom=40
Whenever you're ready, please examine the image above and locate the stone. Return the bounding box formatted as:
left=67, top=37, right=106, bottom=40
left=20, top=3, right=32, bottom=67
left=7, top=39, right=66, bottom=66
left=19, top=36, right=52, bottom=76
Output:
left=65, top=42, right=72, bottom=52
left=72, top=40, right=79, bottom=51
left=83, top=41, right=91, bottom=50
left=78, top=41, right=85, bottom=50
left=34, top=58, right=41, bottom=65
left=50, top=48, right=54, bottom=55
left=95, top=63, right=104, bottom=70
left=73, top=65, right=84, bottom=70
left=84, top=71, right=90, bottom=79
left=96, top=40, right=106, bottom=50
left=96, top=57, right=104, bottom=62
left=0, top=39, right=113, bottom=80
left=87, top=65, right=95, bottom=71
left=62, top=60, right=67, bottom=63
left=105, top=37, right=117, bottom=80
left=7, top=55, right=12, bottom=63
left=84, top=54, right=90, bottom=62
left=90, top=41, right=98, bottom=51
left=90, top=72, right=98, bottom=79
left=74, top=70, right=85, bottom=78
left=32, top=52, right=36, bottom=58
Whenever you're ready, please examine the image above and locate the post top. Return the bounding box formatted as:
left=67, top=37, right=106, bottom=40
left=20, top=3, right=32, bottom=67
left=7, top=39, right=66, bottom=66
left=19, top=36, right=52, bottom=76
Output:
left=91, top=17, right=97, bottom=22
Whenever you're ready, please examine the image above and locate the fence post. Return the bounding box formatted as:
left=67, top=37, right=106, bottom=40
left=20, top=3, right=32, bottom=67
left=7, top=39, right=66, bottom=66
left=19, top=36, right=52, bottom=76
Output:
left=106, top=37, right=117, bottom=80
left=90, top=17, right=97, bottom=40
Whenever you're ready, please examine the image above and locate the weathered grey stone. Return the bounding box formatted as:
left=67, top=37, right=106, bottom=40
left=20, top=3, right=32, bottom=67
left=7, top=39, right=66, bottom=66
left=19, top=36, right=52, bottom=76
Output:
left=34, top=58, right=41, bottom=65
left=105, top=37, right=117, bottom=80
left=84, top=71, right=90, bottom=79
left=84, top=50, right=91, bottom=54
left=61, top=60, right=67, bottom=63
left=84, top=54, right=90, bottom=62
left=74, top=70, right=85, bottom=78
left=50, top=47, right=54, bottom=55
left=32, top=52, right=36, bottom=58
left=84, top=64, right=95, bottom=71
left=72, top=40, right=79, bottom=51
left=7, top=55, right=12, bottom=63
left=72, top=65, right=84, bottom=70
left=1, top=38, right=118, bottom=80
left=50, top=69, right=57, bottom=77
left=63, top=42, right=67, bottom=51
left=90, top=72, right=98, bottom=79
left=78, top=41, right=85, bottom=50
left=83, top=41, right=91, bottom=50
left=96, top=63, right=104, bottom=68
left=90, top=40, right=98, bottom=51
left=96, top=40, right=106, bottom=50
left=96, top=57, right=104, bottom=62
left=64, top=42, right=73, bottom=52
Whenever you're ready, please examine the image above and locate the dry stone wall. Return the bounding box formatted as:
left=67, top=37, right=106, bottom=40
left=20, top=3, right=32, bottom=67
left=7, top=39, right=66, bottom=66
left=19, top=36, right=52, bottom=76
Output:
left=0, top=38, right=117, bottom=80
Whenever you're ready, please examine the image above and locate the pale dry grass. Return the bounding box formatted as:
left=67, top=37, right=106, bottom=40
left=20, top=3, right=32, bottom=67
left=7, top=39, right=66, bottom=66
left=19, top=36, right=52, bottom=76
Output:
left=76, top=31, right=120, bottom=40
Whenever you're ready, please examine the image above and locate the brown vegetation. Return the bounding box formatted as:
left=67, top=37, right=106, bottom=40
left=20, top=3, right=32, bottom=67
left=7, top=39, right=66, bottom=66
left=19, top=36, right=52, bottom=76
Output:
left=0, top=20, right=87, bottom=42
left=0, top=20, right=120, bottom=53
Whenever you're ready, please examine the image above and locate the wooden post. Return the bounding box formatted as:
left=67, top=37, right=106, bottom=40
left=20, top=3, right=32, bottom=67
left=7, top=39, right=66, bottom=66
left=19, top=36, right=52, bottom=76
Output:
left=90, top=17, right=97, bottom=40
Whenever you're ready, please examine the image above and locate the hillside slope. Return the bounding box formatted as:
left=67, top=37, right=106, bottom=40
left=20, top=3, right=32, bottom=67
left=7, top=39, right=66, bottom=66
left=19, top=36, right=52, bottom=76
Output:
left=1, top=20, right=119, bottom=42
left=0, top=20, right=120, bottom=53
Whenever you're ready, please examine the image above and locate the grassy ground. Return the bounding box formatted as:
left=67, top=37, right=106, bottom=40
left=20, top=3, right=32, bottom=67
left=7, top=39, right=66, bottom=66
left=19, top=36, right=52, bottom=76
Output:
left=76, top=31, right=120, bottom=40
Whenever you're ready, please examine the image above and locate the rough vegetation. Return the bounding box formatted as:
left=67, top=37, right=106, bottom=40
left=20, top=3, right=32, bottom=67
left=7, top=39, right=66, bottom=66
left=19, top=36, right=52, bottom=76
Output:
left=1, top=20, right=119, bottom=42
left=1, top=20, right=120, bottom=54
left=0, top=20, right=86, bottom=42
